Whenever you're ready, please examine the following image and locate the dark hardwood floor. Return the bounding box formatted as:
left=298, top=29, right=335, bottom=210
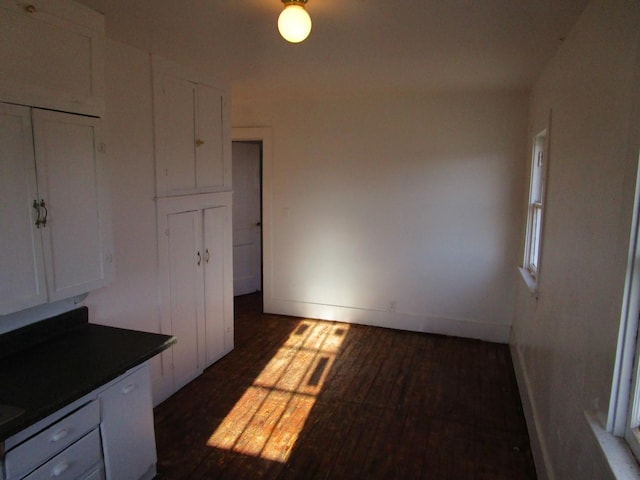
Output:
left=153, top=293, right=537, bottom=479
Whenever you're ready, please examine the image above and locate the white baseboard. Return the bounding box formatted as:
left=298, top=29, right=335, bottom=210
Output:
left=510, top=338, right=554, bottom=480
left=264, top=297, right=511, bottom=343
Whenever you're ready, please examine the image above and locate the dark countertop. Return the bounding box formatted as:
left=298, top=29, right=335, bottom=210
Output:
left=0, top=307, right=176, bottom=442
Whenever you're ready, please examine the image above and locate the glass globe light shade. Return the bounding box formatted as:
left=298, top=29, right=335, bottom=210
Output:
left=278, top=4, right=312, bottom=43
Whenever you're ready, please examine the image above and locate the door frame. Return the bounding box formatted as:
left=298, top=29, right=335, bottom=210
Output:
left=231, top=127, right=272, bottom=308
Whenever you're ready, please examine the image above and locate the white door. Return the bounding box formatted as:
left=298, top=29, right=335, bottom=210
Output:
left=0, top=103, right=47, bottom=314
left=232, top=141, right=262, bottom=296
left=203, top=206, right=226, bottom=365
left=167, top=210, right=205, bottom=391
left=32, top=109, right=107, bottom=301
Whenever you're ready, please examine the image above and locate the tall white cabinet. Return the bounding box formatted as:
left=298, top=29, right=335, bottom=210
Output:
left=0, top=103, right=113, bottom=315
left=156, top=194, right=234, bottom=399
left=152, top=56, right=234, bottom=402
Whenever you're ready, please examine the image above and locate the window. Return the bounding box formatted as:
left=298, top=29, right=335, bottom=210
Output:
left=610, top=153, right=640, bottom=463
left=520, top=129, right=548, bottom=292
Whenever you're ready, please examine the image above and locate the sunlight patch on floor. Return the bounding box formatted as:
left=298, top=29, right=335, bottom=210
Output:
left=207, top=318, right=349, bottom=462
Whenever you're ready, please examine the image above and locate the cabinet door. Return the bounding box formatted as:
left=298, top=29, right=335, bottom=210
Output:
left=152, top=56, right=231, bottom=197
left=100, top=364, right=156, bottom=480
left=0, top=103, right=47, bottom=314
left=0, top=0, right=105, bottom=116
left=196, top=85, right=228, bottom=191
left=203, top=206, right=226, bottom=365
left=32, top=109, right=112, bottom=301
left=155, top=191, right=233, bottom=403
left=154, top=74, right=197, bottom=194
left=166, top=210, right=205, bottom=390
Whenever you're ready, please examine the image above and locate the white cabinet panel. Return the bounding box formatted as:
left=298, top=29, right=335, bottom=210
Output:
left=156, top=193, right=233, bottom=402
left=166, top=210, right=205, bottom=390
left=32, top=109, right=110, bottom=301
left=204, top=206, right=225, bottom=365
left=99, top=364, right=157, bottom=480
left=152, top=56, right=230, bottom=197
left=0, top=0, right=104, bottom=116
left=0, top=104, right=113, bottom=315
left=0, top=104, right=46, bottom=313
left=196, top=84, right=226, bottom=189
left=154, top=75, right=196, bottom=193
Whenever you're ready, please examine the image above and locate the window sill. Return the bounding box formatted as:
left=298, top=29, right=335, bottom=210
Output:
left=518, top=267, right=538, bottom=294
left=585, top=410, right=640, bottom=479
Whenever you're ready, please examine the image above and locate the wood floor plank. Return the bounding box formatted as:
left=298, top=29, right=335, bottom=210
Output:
left=154, top=293, right=537, bottom=479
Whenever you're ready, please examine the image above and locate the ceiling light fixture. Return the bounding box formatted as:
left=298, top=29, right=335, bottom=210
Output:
left=278, top=0, right=312, bottom=44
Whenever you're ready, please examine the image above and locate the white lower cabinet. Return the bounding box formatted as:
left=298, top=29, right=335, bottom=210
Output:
left=2, top=364, right=155, bottom=480
left=155, top=192, right=233, bottom=402
left=4, top=401, right=100, bottom=479
left=99, top=363, right=156, bottom=480
left=23, top=429, right=103, bottom=480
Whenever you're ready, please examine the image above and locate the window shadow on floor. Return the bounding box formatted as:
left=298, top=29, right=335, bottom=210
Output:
left=153, top=292, right=537, bottom=480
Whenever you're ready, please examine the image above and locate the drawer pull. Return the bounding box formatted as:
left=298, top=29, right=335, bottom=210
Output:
left=121, top=383, right=137, bottom=394
left=50, top=428, right=70, bottom=442
left=51, top=461, right=70, bottom=477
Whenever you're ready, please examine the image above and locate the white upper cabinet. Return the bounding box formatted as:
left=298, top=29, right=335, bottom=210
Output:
left=32, top=109, right=113, bottom=301
left=152, top=55, right=231, bottom=197
left=0, top=104, right=114, bottom=315
left=0, top=104, right=47, bottom=313
left=154, top=192, right=233, bottom=403
left=0, top=0, right=105, bottom=117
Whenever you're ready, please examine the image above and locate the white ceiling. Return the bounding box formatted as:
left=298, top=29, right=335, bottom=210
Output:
left=75, top=0, right=589, bottom=100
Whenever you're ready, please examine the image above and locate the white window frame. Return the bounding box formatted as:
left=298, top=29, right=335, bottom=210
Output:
left=610, top=152, right=640, bottom=463
left=520, top=128, right=549, bottom=293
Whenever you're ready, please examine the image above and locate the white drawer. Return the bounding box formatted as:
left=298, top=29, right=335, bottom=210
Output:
left=80, top=464, right=105, bottom=480
left=23, top=429, right=103, bottom=480
left=5, top=400, right=100, bottom=479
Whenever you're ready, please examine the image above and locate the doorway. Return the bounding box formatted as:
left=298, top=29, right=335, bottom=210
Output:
left=232, top=140, right=262, bottom=296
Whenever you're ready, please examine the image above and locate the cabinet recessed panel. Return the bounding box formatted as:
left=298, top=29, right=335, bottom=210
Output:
left=100, top=365, right=156, bottom=480
left=32, top=110, right=105, bottom=300
left=0, top=2, right=104, bottom=116
left=196, top=85, right=225, bottom=190
left=152, top=56, right=231, bottom=197
left=0, top=8, right=92, bottom=97
left=155, top=75, right=197, bottom=194
left=0, top=104, right=46, bottom=313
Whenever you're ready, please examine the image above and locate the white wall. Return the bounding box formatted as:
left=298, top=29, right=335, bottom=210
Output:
left=510, top=0, right=640, bottom=478
left=85, top=40, right=158, bottom=334
left=84, top=40, right=165, bottom=392
left=234, top=89, right=528, bottom=342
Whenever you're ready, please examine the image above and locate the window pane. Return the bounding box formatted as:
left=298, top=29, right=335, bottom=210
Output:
left=528, top=205, right=542, bottom=276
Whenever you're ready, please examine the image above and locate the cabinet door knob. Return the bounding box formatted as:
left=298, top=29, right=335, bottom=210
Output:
left=205, top=248, right=210, bottom=263
left=121, top=383, right=137, bottom=394
left=33, top=199, right=41, bottom=228
left=51, top=461, right=70, bottom=477
left=39, top=199, right=48, bottom=227
left=195, top=139, right=205, bottom=147
left=50, top=427, right=70, bottom=442
left=197, top=251, right=202, bottom=266
left=25, top=4, right=36, bottom=13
